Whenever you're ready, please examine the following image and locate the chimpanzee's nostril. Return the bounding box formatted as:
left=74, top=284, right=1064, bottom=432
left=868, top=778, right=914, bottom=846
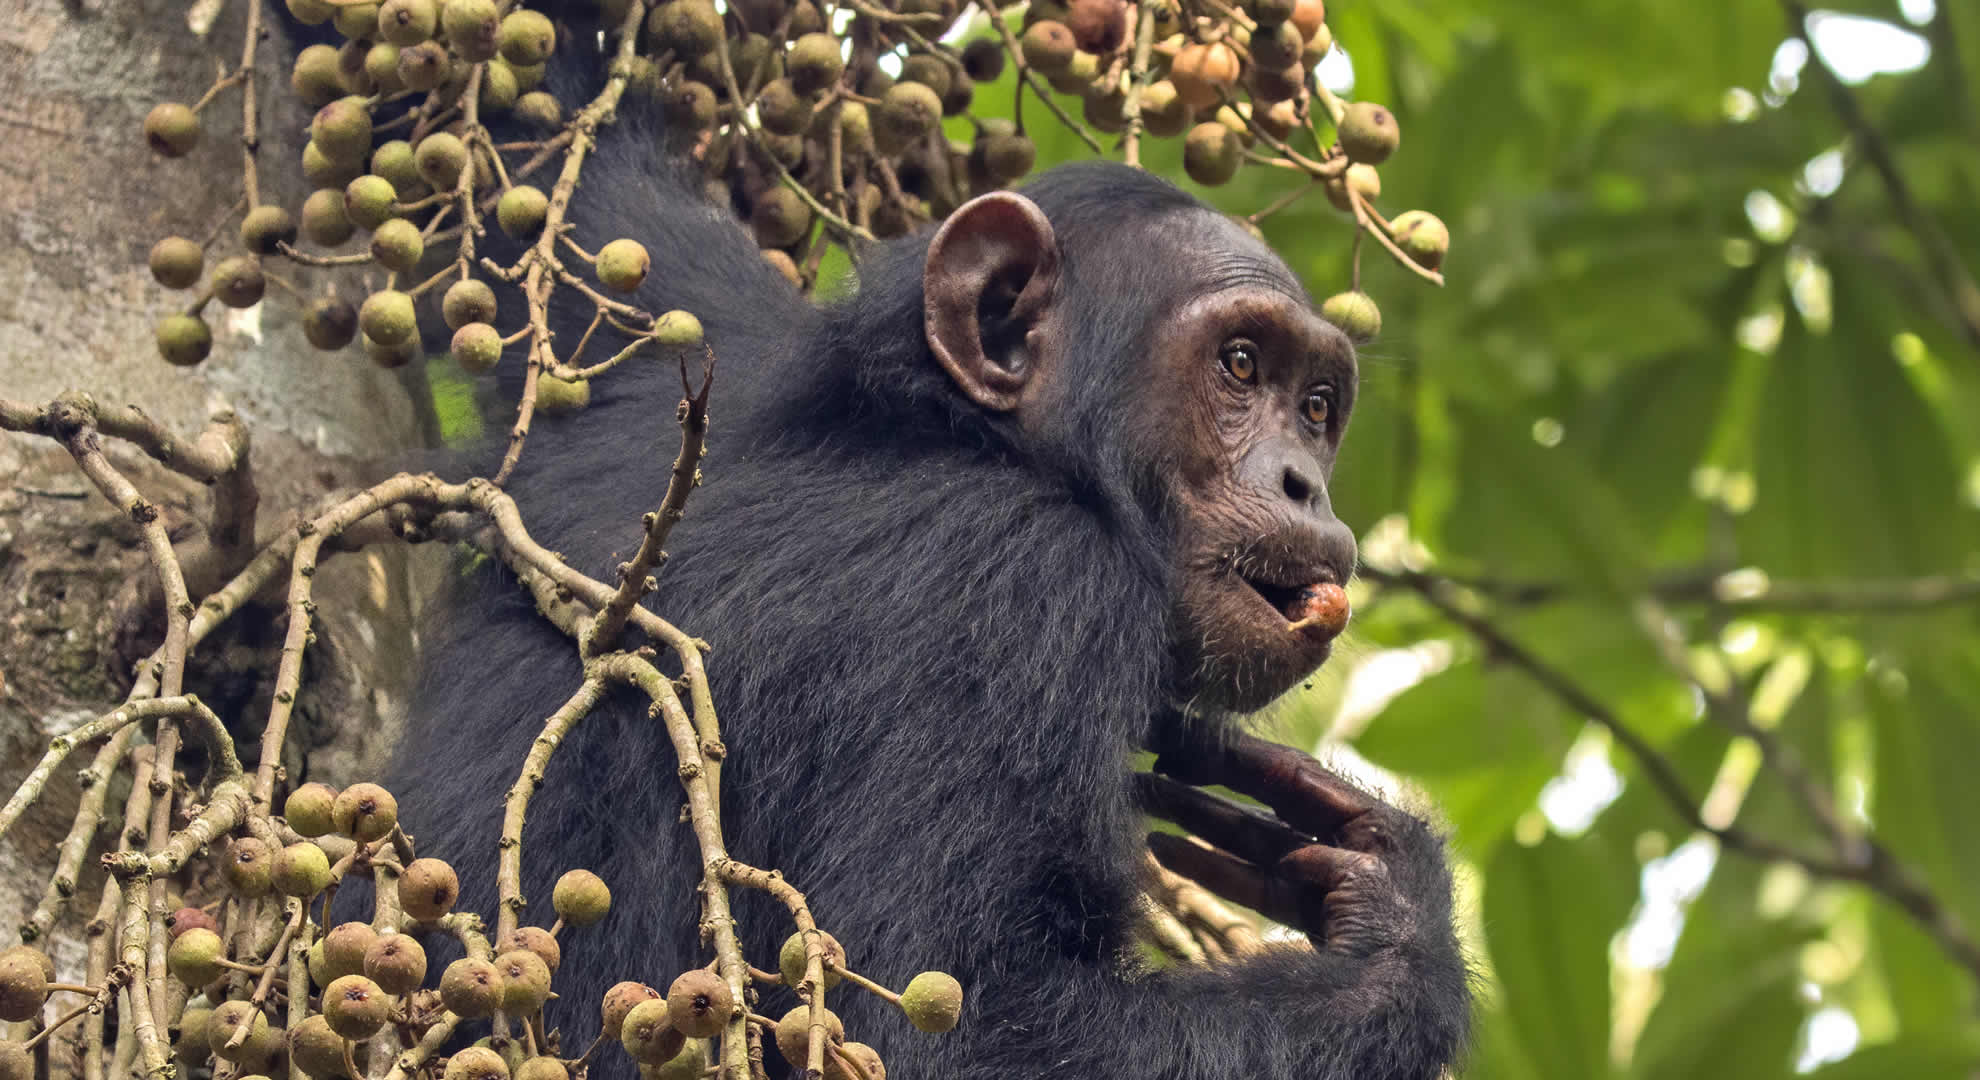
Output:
left=1283, top=468, right=1312, bottom=505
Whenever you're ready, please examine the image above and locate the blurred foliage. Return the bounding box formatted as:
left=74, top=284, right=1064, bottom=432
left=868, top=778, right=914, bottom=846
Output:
left=997, top=0, right=1980, bottom=1076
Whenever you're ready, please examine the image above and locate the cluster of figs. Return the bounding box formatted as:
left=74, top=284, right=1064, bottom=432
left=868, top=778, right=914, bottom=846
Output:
left=137, top=0, right=1445, bottom=375
left=1, top=775, right=957, bottom=1080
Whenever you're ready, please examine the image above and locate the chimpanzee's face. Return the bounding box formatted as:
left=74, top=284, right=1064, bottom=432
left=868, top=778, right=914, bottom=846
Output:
left=921, top=195, right=1359, bottom=713
left=1141, top=218, right=1359, bottom=712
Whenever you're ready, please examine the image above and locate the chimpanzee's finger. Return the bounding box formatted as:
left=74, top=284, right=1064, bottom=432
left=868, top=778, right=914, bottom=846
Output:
left=1214, top=733, right=1376, bottom=838
left=1277, top=842, right=1383, bottom=896
left=1135, top=773, right=1311, bottom=868
left=1149, top=741, right=1221, bottom=786
left=1151, top=833, right=1395, bottom=938
left=1277, top=844, right=1396, bottom=953
left=1146, top=832, right=1280, bottom=919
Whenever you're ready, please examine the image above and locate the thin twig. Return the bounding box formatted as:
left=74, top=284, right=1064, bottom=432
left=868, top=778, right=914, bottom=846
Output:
left=711, top=34, right=875, bottom=245
left=0, top=697, right=235, bottom=846
left=249, top=900, right=307, bottom=1005
left=277, top=244, right=374, bottom=267
left=580, top=357, right=712, bottom=658
left=710, top=857, right=831, bottom=1080
left=1347, top=183, right=1443, bottom=286
left=21, top=727, right=137, bottom=944
left=1143, top=852, right=1260, bottom=956
left=0, top=394, right=248, bottom=484
left=986, top=7, right=1106, bottom=154
left=495, top=0, right=649, bottom=486
left=112, top=881, right=172, bottom=1078
left=595, top=654, right=753, bottom=1080
left=1249, top=176, right=1322, bottom=225
left=496, top=679, right=610, bottom=946
left=30, top=395, right=198, bottom=1034
left=238, top=0, right=263, bottom=207
left=24, top=971, right=126, bottom=1051
left=1119, top=4, right=1156, bottom=167
left=1633, top=594, right=1855, bottom=856
left=1388, top=571, right=1846, bottom=872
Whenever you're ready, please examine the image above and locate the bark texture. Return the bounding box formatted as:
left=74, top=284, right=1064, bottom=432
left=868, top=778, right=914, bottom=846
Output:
left=0, top=0, right=433, bottom=980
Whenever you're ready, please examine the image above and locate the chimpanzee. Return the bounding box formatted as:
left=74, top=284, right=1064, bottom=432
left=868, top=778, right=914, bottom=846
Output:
left=387, top=32, right=1471, bottom=1080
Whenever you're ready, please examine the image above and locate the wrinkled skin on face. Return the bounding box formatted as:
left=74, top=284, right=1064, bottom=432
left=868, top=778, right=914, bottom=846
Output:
left=923, top=198, right=1359, bottom=714
left=1140, top=219, right=1359, bottom=712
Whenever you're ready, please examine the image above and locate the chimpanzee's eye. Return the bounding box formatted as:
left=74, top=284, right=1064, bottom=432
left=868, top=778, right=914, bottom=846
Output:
left=1302, top=388, right=1334, bottom=427
left=1219, top=339, right=1259, bottom=384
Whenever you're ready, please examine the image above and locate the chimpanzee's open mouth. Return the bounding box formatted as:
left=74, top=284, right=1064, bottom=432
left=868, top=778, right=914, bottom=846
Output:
left=1241, top=575, right=1310, bottom=621
left=1234, top=565, right=1352, bottom=642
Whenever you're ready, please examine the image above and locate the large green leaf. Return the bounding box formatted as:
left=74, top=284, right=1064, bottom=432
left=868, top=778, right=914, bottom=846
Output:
left=1463, top=1004, right=1546, bottom=1080
left=1329, top=348, right=1412, bottom=530
left=1433, top=403, right=1650, bottom=587
left=1364, top=36, right=1534, bottom=229
left=1738, top=265, right=1968, bottom=577
left=1351, top=656, right=1573, bottom=850
left=1572, top=352, right=1735, bottom=556
left=1483, top=833, right=1637, bottom=1080
left=1733, top=660, right=1840, bottom=856
left=1416, top=0, right=1778, bottom=118
left=1867, top=901, right=1975, bottom=1039
left=1801, top=1034, right=1980, bottom=1080
left=1631, top=864, right=1816, bottom=1080
left=1864, top=646, right=1980, bottom=1024
left=1947, top=4, right=1980, bottom=143
left=1587, top=723, right=1735, bottom=851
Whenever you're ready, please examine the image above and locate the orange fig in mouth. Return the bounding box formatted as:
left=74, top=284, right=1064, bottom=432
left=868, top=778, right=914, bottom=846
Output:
left=1286, top=582, right=1350, bottom=640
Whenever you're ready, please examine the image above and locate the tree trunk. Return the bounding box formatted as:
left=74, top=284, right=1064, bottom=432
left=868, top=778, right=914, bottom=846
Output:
left=0, top=0, right=431, bottom=983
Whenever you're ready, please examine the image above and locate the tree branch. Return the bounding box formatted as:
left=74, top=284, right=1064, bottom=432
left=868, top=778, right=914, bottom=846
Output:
left=580, top=356, right=712, bottom=659
left=1360, top=564, right=1980, bottom=614
left=1379, top=569, right=1980, bottom=988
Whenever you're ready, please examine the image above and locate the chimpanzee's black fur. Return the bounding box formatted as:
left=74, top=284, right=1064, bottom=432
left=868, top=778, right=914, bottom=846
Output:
left=372, top=16, right=1471, bottom=1077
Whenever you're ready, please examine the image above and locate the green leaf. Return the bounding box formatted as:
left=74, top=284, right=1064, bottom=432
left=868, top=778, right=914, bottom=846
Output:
left=1369, top=36, right=1533, bottom=221
left=1630, top=867, right=1816, bottom=1080
left=1867, top=901, right=1974, bottom=1037
left=1574, top=351, right=1736, bottom=552
left=1484, top=833, right=1637, bottom=1080
left=1433, top=403, right=1650, bottom=587
left=1422, top=0, right=1775, bottom=118
left=1948, top=4, right=1980, bottom=142
left=1800, top=1033, right=1980, bottom=1080
left=1330, top=351, right=1411, bottom=529
left=1351, top=657, right=1573, bottom=849
left=1587, top=723, right=1732, bottom=850
left=1738, top=265, right=1968, bottom=577
left=1864, top=646, right=1980, bottom=1023
left=1463, top=1002, right=1547, bottom=1080
left=1733, top=661, right=1840, bottom=856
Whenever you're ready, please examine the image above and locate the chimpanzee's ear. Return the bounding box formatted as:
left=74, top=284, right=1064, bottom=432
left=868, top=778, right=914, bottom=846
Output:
left=922, top=191, right=1062, bottom=412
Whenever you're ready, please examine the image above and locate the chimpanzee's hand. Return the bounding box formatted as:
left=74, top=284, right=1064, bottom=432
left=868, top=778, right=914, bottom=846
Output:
left=1140, top=734, right=1446, bottom=957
